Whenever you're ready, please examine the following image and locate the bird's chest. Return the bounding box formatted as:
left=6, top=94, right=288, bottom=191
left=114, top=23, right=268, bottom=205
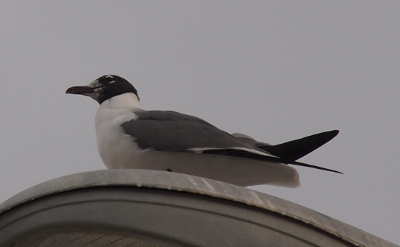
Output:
left=95, top=109, right=142, bottom=169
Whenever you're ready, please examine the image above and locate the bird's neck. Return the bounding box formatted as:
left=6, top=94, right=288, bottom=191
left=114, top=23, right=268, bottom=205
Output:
left=99, top=93, right=140, bottom=110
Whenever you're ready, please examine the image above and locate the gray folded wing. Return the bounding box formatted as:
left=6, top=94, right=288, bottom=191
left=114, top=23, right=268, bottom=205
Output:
left=121, top=110, right=258, bottom=152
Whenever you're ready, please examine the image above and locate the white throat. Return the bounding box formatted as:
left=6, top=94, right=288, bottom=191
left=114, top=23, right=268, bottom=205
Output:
left=95, top=92, right=141, bottom=130
left=100, top=93, right=140, bottom=110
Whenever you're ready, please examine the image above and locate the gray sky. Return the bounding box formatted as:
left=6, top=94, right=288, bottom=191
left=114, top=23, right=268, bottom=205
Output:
left=1, top=1, right=399, bottom=244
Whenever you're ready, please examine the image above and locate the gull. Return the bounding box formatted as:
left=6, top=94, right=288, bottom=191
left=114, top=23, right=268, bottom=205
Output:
left=66, top=75, right=340, bottom=187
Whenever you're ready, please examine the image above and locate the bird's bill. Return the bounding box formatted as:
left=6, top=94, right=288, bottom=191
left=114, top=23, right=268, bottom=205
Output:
left=66, top=86, right=95, bottom=95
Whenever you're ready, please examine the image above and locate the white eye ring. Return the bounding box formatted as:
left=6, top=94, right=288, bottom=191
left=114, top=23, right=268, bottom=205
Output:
left=105, top=75, right=114, bottom=79
left=109, top=80, right=116, bottom=84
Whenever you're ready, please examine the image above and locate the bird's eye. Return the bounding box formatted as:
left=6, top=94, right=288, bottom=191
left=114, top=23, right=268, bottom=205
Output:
left=104, top=75, right=116, bottom=84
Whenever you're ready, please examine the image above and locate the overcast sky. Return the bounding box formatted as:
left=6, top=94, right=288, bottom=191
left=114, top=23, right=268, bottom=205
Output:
left=1, top=1, right=399, bottom=244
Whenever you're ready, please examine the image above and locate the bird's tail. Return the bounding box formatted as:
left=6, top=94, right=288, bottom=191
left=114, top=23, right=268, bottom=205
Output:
left=259, top=130, right=339, bottom=161
left=261, top=130, right=341, bottom=173
left=233, top=130, right=341, bottom=174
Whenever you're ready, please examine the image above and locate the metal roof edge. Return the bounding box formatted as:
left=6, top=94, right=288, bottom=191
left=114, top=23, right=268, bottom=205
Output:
left=0, top=169, right=397, bottom=247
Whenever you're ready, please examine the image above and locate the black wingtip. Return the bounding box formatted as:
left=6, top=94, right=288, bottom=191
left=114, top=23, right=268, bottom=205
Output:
left=260, top=130, right=340, bottom=161
left=290, top=160, right=343, bottom=174
left=330, top=129, right=340, bottom=138
left=263, top=130, right=341, bottom=174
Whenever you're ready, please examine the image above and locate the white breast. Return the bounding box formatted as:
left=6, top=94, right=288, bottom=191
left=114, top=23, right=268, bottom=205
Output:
left=95, top=93, right=143, bottom=169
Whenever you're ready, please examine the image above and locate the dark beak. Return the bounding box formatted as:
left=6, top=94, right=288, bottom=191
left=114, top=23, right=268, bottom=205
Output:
left=66, top=86, right=95, bottom=95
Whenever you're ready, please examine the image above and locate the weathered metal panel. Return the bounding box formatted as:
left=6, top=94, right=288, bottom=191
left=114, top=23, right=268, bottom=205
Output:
left=0, top=170, right=397, bottom=247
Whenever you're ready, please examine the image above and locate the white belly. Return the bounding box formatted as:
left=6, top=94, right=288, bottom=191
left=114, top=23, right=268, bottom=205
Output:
left=130, top=150, right=300, bottom=188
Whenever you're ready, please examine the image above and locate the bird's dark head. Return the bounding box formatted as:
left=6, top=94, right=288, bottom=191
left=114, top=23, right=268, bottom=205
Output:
left=66, top=75, right=139, bottom=104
